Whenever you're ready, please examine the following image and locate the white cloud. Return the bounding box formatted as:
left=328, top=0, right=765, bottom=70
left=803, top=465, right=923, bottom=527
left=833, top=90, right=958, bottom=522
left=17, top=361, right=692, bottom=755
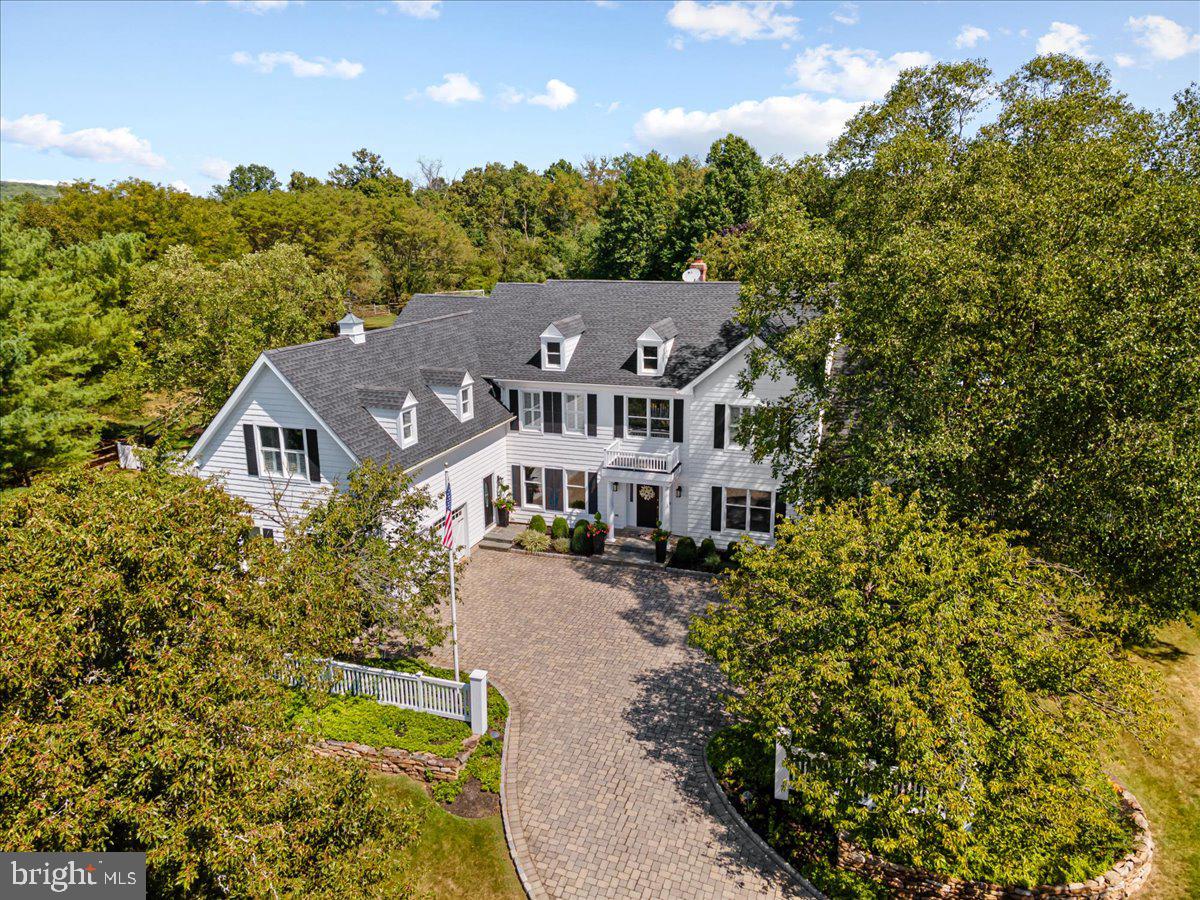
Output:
left=170, top=180, right=193, bottom=193
left=529, top=79, right=578, bottom=110
left=199, top=157, right=233, bottom=180
left=497, top=85, right=525, bottom=107
left=0, top=113, right=166, bottom=169
left=1114, top=53, right=1137, bottom=68
left=666, top=1, right=799, bottom=43
left=1128, top=15, right=1199, bottom=61
left=424, top=72, right=483, bottom=104
left=635, top=93, right=863, bottom=157
left=605, top=101, right=621, bottom=113
left=1035, top=22, right=1096, bottom=60
left=592, top=0, right=619, bottom=7
left=791, top=45, right=934, bottom=101
left=669, top=35, right=686, bottom=51
left=831, top=3, right=859, bottom=26
left=391, top=0, right=441, bottom=19
left=955, top=25, right=989, bottom=49
left=222, top=0, right=295, bottom=13
left=232, top=50, right=364, bottom=79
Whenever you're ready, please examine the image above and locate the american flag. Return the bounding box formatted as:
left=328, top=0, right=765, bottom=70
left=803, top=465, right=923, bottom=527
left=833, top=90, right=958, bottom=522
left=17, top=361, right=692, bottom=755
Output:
left=441, top=474, right=454, bottom=549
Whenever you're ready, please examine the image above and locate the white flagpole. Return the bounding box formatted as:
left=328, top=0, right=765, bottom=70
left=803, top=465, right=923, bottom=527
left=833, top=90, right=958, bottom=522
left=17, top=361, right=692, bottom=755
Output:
left=449, top=544, right=460, bottom=682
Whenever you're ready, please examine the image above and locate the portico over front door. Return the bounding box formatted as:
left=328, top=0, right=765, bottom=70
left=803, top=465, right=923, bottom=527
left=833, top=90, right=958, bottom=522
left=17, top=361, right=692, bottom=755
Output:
left=636, top=484, right=660, bottom=528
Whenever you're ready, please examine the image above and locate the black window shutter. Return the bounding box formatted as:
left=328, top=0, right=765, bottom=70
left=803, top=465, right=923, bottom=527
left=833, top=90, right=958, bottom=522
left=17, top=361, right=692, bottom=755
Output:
left=545, top=468, right=564, bottom=511
left=544, top=391, right=562, bottom=434
left=511, top=465, right=522, bottom=506
left=305, top=428, right=321, bottom=482
left=587, top=472, right=598, bottom=514
left=775, top=492, right=787, bottom=524
left=713, top=403, right=726, bottom=449
left=613, top=395, right=624, bottom=438
left=710, top=486, right=723, bottom=531
left=243, top=424, right=259, bottom=476
left=586, top=394, right=597, bottom=437
left=672, top=398, right=684, bottom=443
left=509, top=389, right=519, bottom=430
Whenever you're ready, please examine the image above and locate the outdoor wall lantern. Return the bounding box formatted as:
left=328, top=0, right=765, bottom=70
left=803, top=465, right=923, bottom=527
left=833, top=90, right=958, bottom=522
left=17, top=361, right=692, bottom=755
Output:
left=612, top=482, right=620, bottom=492
left=675, top=484, right=683, bottom=498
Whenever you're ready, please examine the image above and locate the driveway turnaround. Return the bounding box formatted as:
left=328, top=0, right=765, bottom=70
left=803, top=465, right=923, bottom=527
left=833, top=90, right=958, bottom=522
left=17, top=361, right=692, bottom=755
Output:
left=440, top=551, right=818, bottom=899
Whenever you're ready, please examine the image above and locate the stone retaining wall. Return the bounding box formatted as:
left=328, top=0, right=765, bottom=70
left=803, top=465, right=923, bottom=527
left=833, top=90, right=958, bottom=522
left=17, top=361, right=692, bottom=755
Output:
left=312, top=734, right=481, bottom=782
left=831, top=785, right=1153, bottom=899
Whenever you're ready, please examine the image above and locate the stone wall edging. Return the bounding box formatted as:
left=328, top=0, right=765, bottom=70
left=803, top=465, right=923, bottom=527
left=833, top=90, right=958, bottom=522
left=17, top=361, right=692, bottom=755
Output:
left=311, top=733, right=480, bottom=782
left=826, top=784, right=1153, bottom=899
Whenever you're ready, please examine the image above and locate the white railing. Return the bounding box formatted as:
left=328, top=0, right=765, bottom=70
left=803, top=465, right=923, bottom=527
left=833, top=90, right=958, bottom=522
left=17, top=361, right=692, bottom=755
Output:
left=318, top=659, right=488, bottom=735
left=603, top=440, right=680, bottom=473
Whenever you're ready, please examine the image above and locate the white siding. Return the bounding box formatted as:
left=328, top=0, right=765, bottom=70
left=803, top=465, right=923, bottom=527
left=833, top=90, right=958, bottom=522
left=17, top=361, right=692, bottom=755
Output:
left=411, top=426, right=508, bottom=553
left=193, top=364, right=356, bottom=531
left=682, top=344, right=801, bottom=547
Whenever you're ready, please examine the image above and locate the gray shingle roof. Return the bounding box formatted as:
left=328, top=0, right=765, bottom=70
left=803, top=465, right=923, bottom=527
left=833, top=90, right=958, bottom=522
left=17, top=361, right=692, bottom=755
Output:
left=645, top=317, right=678, bottom=341
left=550, top=314, right=585, bottom=338
left=400, top=280, right=752, bottom=388
left=419, top=366, right=468, bottom=386
left=266, top=311, right=511, bottom=467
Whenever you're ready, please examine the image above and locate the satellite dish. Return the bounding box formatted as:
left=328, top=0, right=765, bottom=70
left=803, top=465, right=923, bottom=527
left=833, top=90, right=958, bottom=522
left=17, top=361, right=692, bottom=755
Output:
left=682, top=267, right=701, bottom=283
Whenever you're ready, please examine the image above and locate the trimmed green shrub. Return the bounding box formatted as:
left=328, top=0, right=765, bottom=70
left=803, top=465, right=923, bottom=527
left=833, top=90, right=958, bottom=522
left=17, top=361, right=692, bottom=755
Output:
left=700, top=537, right=718, bottom=559
left=514, top=528, right=550, bottom=552
left=571, top=522, right=588, bottom=554
left=528, top=514, right=547, bottom=533
left=551, top=537, right=571, bottom=554
left=702, top=552, right=722, bottom=572
left=291, top=694, right=469, bottom=757
left=670, top=536, right=698, bottom=568
left=551, top=516, right=569, bottom=539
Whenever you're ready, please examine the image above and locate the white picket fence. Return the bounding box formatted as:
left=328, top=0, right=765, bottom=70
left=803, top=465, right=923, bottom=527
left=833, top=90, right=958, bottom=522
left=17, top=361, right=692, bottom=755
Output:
left=775, top=735, right=932, bottom=808
left=319, top=659, right=489, bottom=735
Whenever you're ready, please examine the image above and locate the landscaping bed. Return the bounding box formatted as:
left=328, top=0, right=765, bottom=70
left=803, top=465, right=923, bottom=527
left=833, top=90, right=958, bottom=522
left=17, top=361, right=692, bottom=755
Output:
left=708, top=724, right=1152, bottom=899
left=292, top=656, right=509, bottom=817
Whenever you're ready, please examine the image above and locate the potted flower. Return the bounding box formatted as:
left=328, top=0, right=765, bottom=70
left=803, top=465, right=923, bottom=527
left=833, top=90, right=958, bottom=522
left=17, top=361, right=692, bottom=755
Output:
left=586, top=512, right=609, bottom=555
left=650, top=520, right=671, bottom=563
left=495, top=481, right=515, bottom=528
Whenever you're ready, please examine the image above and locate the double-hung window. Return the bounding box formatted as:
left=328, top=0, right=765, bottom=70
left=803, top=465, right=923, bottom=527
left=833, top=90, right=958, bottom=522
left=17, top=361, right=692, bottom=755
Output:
left=523, top=466, right=543, bottom=507
left=520, top=391, right=543, bottom=431
left=459, top=385, right=473, bottom=420
left=727, top=405, right=746, bottom=449
left=545, top=341, right=562, bottom=368
left=566, top=469, right=586, bottom=509
left=258, top=426, right=307, bottom=479
left=724, top=487, right=772, bottom=534
left=641, top=344, right=658, bottom=373
left=563, top=392, right=585, bottom=435
left=399, top=407, right=417, bottom=447
left=627, top=397, right=671, bottom=438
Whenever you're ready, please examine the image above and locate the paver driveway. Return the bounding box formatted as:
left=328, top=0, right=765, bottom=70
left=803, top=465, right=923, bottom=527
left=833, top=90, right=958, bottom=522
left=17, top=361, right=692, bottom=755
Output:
left=437, top=550, right=817, bottom=899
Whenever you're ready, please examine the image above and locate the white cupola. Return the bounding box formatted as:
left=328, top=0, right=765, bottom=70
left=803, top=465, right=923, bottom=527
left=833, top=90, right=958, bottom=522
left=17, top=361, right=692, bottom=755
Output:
left=337, top=311, right=366, bottom=345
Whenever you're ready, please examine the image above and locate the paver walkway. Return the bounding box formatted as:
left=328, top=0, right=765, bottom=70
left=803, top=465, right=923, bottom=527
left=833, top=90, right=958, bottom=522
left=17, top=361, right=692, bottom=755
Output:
left=436, top=550, right=818, bottom=899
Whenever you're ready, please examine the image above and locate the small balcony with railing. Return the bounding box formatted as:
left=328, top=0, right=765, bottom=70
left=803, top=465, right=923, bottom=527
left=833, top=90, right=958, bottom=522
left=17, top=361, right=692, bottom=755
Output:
left=602, top=439, right=680, bottom=475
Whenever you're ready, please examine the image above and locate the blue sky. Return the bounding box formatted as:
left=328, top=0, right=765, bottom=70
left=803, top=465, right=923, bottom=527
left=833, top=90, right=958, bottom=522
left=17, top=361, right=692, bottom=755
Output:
left=2, top=1, right=1197, bottom=192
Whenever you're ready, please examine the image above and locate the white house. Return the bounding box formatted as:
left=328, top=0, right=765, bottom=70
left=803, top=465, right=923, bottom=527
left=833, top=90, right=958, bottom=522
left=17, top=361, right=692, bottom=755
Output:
left=187, top=279, right=812, bottom=552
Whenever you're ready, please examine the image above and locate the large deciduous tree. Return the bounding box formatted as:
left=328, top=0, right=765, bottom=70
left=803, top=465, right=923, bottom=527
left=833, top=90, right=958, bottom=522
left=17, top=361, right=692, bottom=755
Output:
left=0, top=466, right=419, bottom=897
left=0, top=208, right=142, bottom=485
left=690, top=487, right=1158, bottom=886
left=737, top=57, right=1200, bottom=631
left=131, top=242, right=343, bottom=416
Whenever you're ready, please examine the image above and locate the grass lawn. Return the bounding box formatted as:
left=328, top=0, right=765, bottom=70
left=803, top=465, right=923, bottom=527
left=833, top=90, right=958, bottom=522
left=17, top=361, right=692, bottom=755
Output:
left=370, top=772, right=524, bottom=900
left=1108, top=620, right=1200, bottom=899
left=363, top=313, right=397, bottom=330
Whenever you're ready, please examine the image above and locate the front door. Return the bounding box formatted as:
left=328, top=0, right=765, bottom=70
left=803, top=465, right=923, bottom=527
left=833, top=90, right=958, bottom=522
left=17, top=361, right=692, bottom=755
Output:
left=636, top=484, right=660, bottom=528
left=482, top=475, right=494, bottom=527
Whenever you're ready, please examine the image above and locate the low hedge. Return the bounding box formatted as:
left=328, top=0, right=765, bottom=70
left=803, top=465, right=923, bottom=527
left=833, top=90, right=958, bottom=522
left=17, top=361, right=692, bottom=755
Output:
left=669, top=536, right=698, bottom=568
left=528, top=514, right=547, bottom=533
left=551, top=516, right=570, bottom=539
left=291, top=694, right=470, bottom=757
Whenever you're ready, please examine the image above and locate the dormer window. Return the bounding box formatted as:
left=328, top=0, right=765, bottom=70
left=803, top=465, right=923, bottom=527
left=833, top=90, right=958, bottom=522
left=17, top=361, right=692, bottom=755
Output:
left=399, top=405, right=418, bottom=448
left=641, top=344, right=658, bottom=373
left=637, top=318, right=676, bottom=377
left=541, top=315, right=584, bottom=370
left=459, top=385, right=473, bottom=421
left=419, top=367, right=474, bottom=422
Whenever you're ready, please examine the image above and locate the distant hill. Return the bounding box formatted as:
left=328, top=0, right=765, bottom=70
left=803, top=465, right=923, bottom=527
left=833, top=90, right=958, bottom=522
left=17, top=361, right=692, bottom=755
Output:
left=1, top=180, right=61, bottom=201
